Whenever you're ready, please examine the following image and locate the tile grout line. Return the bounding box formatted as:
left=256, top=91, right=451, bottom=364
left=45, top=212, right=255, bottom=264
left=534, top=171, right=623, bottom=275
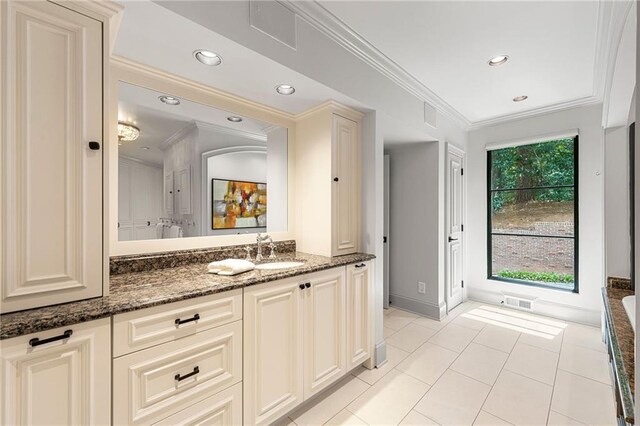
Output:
left=545, top=325, right=565, bottom=425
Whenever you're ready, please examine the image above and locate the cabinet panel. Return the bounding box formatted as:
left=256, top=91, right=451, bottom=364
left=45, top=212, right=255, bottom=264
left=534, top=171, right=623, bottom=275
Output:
left=0, top=318, right=111, bottom=425
left=303, top=267, right=347, bottom=399
left=153, top=382, right=242, bottom=426
left=177, top=167, right=192, bottom=214
left=1, top=0, right=103, bottom=312
left=113, top=289, right=242, bottom=357
left=244, top=277, right=304, bottom=425
left=332, top=115, right=360, bottom=256
left=113, top=321, right=242, bottom=426
left=164, top=171, right=175, bottom=214
left=347, top=262, right=372, bottom=370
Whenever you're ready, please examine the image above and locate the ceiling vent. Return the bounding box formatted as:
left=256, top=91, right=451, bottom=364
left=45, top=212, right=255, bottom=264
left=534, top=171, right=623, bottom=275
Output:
left=424, top=101, right=437, bottom=128
left=249, top=0, right=297, bottom=50
left=503, top=295, right=534, bottom=311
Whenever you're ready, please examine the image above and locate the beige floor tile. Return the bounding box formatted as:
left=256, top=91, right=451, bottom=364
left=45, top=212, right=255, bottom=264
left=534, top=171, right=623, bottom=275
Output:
left=551, top=370, right=616, bottom=426
left=399, top=410, right=440, bottom=425
left=414, top=370, right=490, bottom=426
left=428, top=323, right=479, bottom=352
left=547, top=411, right=585, bottom=425
left=289, top=375, right=369, bottom=426
left=383, top=326, right=396, bottom=339
left=413, top=315, right=450, bottom=331
left=518, top=330, right=564, bottom=353
left=348, top=369, right=430, bottom=426
left=352, top=344, right=410, bottom=385
left=386, top=323, right=438, bottom=352
left=396, top=342, right=459, bottom=385
left=558, top=343, right=611, bottom=385
left=325, top=409, right=369, bottom=426
left=451, top=313, right=488, bottom=331
left=450, top=342, right=509, bottom=385
left=384, top=309, right=418, bottom=331
left=562, top=323, right=606, bottom=353
left=271, top=417, right=297, bottom=426
left=474, top=411, right=512, bottom=425
left=504, top=342, right=559, bottom=385
left=483, top=370, right=553, bottom=425
left=474, top=325, right=520, bottom=353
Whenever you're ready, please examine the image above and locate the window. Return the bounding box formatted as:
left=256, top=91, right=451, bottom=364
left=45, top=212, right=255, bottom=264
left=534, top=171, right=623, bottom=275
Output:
left=487, top=136, right=578, bottom=292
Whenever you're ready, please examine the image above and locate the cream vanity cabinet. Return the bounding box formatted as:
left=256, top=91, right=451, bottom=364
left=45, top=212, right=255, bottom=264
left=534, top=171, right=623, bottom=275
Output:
left=0, top=318, right=111, bottom=425
left=112, top=290, right=243, bottom=426
left=0, top=0, right=114, bottom=313
left=295, top=103, right=362, bottom=257
left=244, top=264, right=373, bottom=425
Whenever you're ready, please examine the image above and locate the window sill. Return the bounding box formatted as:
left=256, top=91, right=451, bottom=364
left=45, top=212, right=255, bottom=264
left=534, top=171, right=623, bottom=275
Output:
left=487, top=276, right=578, bottom=293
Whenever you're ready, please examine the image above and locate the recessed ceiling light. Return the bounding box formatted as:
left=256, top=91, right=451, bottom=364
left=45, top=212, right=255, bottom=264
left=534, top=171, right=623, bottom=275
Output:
left=488, top=55, right=509, bottom=66
left=159, top=95, right=180, bottom=106
left=141, top=146, right=150, bottom=150
left=275, top=84, right=295, bottom=95
left=513, top=95, right=528, bottom=102
left=193, top=49, right=222, bottom=66
left=227, top=116, right=243, bottom=123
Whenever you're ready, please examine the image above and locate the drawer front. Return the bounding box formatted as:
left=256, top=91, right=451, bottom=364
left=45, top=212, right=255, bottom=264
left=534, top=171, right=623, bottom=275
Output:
left=153, top=382, right=242, bottom=426
left=113, top=289, right=242, bottom=357
left=113, top=321, right=242, bottom=426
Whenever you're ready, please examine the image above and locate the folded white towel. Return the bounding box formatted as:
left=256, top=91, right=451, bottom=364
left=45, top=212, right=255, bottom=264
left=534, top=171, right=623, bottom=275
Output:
left=207, top=259, right=255, bottom=276
left=155, top=222, right=165, bottom=239
left=166, top=225, right=182, bottom=239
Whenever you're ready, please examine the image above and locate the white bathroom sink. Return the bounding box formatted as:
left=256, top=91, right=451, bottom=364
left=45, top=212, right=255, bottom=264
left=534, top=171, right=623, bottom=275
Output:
left=255, top=261, right=305, bottom=270
left=622, top=295, right=635, bottom=333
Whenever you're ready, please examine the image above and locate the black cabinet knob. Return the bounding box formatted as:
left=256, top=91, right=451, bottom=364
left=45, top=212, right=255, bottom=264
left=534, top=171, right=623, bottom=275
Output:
left=305, top=283, right=311, bottom=288
left=299, top=284, right=305, bottom=290
left=88, top=141, right=100, bottom=150
left=333, top=177, right=339, bottom=182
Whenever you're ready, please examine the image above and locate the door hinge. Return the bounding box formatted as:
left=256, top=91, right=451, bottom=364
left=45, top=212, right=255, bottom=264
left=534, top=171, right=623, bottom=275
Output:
left=461, top=168, right=464, bottom=176
left=461, top=280, right=464, bottom=288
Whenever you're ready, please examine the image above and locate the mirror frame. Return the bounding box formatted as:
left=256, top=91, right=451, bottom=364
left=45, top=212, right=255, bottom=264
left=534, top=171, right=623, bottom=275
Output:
left=109, top=57, right=297, bottom=256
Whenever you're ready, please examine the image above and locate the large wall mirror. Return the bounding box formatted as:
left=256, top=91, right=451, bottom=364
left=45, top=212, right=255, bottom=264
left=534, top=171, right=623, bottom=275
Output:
left=116, top=81, right=288, bottom=243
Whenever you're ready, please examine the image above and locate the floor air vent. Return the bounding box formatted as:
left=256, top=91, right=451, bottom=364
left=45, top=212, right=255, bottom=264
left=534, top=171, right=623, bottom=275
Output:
left=503, top=295, right=534, bottom=311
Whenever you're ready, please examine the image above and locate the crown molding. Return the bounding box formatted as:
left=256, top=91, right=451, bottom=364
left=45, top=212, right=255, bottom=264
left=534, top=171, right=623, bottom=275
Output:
left=194, top=121, right=268, bottom=143
left=295, top=99, right=365, bottom=122
left=284, top=0, right=628, bottom=131
left=282, top=0, right=471, bottom=129
left=160, top=121, right=198, bottom=150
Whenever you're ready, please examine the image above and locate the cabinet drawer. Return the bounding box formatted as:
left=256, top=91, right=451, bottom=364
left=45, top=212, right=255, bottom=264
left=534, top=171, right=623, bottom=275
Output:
left=153, top=382, right=242, bottom=426
left=113, top=289, right=242, bottom=357
left=113, top=321, right=242, bottom=426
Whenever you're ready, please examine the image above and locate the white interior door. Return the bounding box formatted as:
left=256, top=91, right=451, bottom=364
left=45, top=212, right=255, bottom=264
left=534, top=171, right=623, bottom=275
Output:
left=383, top=155, right=390, bottom=309
left=446, top=146, right=465, bottom=311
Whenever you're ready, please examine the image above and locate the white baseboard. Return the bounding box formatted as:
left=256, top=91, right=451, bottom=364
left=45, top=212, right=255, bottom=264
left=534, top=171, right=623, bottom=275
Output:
left=467, top=287, right=602, bottom=326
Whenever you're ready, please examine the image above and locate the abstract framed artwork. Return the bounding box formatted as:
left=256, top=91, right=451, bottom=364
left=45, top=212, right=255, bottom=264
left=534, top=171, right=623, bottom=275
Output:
left=212, top=179, right=267, bottom=230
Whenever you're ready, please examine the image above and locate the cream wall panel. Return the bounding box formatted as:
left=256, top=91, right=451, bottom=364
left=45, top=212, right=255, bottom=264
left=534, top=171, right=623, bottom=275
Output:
left=1, top=0, right=103, bottom=312
left=0, top=318, right=111, bottom=425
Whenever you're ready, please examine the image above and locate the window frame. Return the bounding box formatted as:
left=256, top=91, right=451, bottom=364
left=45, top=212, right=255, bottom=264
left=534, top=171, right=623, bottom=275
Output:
left=486, top=135, right=579, bottom=293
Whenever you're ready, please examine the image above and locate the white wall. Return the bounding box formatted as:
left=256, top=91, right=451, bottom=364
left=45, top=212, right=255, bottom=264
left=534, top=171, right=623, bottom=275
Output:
left=604, top=126, right=631, bottom=278
left=266, top=127, right=288, bottom=233
left=466, top=104, right=605, bottom=325
left=385, top=142, right=442, bottom=318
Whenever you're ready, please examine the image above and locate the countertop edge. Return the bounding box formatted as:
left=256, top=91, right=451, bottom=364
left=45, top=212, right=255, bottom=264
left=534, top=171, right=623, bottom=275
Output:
left=0, top=253, right=375, bottom=340
left=602, top=287, right=635, bottom=424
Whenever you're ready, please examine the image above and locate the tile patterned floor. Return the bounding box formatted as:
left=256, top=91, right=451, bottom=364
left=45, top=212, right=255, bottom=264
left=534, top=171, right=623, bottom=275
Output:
left=284, top=301, right=618, bottom=426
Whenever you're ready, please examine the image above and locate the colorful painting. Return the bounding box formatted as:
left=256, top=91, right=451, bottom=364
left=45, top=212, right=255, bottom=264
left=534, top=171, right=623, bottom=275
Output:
left=212, top=179, right=267, bottom=230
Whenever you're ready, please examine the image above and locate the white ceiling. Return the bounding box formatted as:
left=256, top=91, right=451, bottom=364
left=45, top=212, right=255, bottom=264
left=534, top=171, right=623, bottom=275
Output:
left=114, top=0, right=366, bottom=115
left=118, top=82, right=271, bottom=165
left=319, top=1, right=601, bottom=124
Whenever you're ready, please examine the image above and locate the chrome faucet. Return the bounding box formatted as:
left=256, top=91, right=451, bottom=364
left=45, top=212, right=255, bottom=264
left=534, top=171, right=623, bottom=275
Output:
left=256, top=233, right=273, bottom=262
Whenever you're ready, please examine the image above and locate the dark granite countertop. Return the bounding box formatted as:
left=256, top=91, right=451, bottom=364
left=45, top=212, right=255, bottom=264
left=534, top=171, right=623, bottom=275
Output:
left=0, top=251, right=374, bottom=340
left=603, top=277, right=634, bottom=424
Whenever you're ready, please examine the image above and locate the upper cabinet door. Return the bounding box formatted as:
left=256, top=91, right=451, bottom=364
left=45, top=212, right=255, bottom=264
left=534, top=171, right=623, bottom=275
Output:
left=1, top=1, right=103, bottom=313
left=177, top=166, right=192, bottom=214
left=332, top=114, right=361, bottom=256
